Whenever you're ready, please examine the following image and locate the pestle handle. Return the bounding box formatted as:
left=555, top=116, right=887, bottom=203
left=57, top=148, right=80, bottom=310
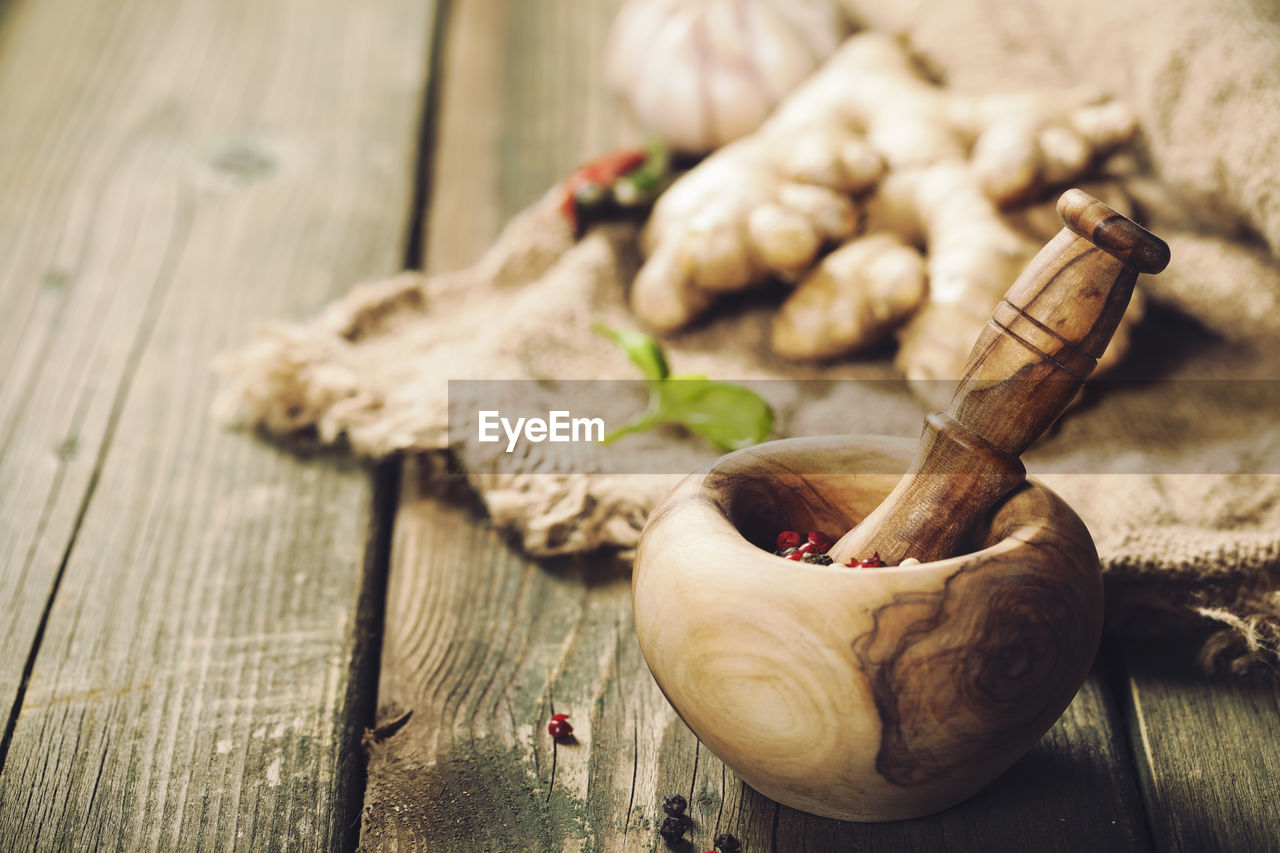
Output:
left=948, top=188, right=1169, bottom=457
left=829, top=190, right=1169, bottom=567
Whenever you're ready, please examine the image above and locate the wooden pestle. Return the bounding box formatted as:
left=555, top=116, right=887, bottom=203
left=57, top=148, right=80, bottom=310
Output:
left=828, top=189, right=1170, bottom=567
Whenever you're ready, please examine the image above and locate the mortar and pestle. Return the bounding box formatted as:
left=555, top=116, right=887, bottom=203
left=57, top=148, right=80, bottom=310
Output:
left=632, top=189, right=1170, bottom=821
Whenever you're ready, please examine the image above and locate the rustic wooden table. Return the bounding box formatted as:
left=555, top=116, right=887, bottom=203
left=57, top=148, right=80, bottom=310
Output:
left=1, top=0, right=1277, bottom=850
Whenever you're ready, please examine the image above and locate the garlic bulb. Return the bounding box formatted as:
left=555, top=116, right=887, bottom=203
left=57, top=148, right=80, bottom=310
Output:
left=606, top=0, right=849, bottom=153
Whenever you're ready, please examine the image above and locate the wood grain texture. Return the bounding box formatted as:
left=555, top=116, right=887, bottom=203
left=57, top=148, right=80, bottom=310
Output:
left=633, top=437, right=1105, bottom=821
left=1120, top=642, right=1280, bottom=852
left=361, top=461, right=692, bottom=851
left=0, top=0, right=435, bottom=848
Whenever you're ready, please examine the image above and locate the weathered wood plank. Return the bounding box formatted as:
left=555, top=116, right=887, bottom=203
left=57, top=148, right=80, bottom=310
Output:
left=0, top=0, right=437, bottom=848
left=1120, top=641, right=1280, bottom=852
left=363, top=462, right=700, bottom=851
left=361, top=0, right=638, bottom=847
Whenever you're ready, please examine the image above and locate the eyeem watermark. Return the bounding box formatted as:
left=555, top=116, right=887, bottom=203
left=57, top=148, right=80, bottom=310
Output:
left=478, top=410, right=605, bottom=453
left=451, top=379, right=1280, bottom=474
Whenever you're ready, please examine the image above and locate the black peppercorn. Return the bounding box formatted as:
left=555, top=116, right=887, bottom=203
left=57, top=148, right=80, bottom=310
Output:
left=660, top=814, right=690, bottom=845
left=662, top=793, right=688, bottom=816
left=802, top=553, right=834, bottom=565
left=714, top=832, right=742, bottom=852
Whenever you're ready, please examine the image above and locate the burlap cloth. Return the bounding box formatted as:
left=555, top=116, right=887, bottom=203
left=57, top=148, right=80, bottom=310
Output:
left=215, top=2, right=1280, bottom=671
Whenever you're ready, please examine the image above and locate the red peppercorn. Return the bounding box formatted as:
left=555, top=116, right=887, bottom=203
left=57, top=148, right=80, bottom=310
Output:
left=776, top=530, right=803, bottom=549
left=796, top=541, right=816, bottom=555
left=786, top=552, right=804, bottom=561
left=550, top=713, right=568, bottom=722
left=854, top=551, right=885, bottom=568
left=548, top=718, right=573, bottom=739
left=806, top=531, right=831, bottom=550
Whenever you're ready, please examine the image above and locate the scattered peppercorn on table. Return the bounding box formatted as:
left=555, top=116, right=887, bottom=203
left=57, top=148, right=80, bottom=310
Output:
left=1, top=0, right=1278, bottom=851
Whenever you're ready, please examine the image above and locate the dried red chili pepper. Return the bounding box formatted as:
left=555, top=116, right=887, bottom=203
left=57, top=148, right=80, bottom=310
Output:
left=558, top=147, right=649, bottom=227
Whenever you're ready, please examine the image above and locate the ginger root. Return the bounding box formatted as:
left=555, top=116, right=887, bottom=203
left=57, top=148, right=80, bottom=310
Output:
left=631, top=32, right=1141, bottom=383
left=771, top=231, right=925, bottom=359
left=631, top=121, right=882, bottom=331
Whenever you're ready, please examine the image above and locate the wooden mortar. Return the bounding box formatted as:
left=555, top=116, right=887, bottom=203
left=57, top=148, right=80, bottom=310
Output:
left=632, top=190, right=1169, bottom=821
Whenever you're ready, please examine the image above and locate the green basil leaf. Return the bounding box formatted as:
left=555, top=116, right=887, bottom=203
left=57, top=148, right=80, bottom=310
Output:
left=594, top=323, right=773, bottom=451
left=653, top=377, right=774, bottom=451
left=592, top=322, right=669, bottom=382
